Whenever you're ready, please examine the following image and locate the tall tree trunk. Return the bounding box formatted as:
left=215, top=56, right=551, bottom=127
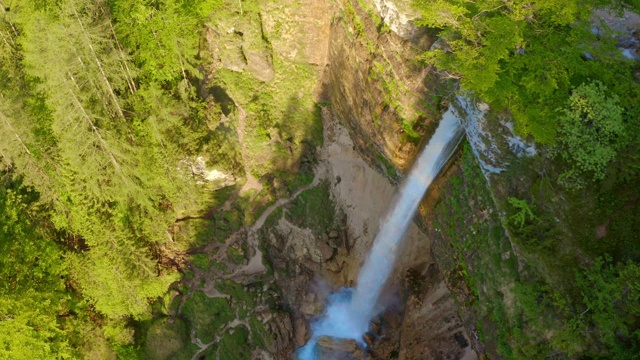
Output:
left=72, top=8, right=126, bottom=122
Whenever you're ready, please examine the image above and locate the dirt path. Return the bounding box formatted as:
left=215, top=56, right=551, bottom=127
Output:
left=186, top=184, right=320, bottom=355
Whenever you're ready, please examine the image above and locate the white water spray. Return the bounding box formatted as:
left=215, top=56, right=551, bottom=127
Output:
left=298, top=112, right=464, bottom=359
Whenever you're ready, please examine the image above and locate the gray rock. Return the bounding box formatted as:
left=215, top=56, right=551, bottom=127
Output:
left=266, top=312, right=293, bottom=353
left=318, top=241, right=335, bottom=261
left=316, top=336, right=358, bottom=352
left=300, top=301, right=322, bottom=317
left=294, top=317, right=310, bottom=347
left=316, top=336, right=363, bottom=359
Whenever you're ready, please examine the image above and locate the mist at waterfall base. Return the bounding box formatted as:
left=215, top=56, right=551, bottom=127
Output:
left=297, top=113, right=463, bottom=359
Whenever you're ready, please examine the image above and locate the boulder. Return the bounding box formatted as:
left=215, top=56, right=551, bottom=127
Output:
left=266, top=312, right=294, bottom=353
left=294, top=317, right=310, bottom=347
left=318, top=241, right=335, bottom=262
left=316, top=336, right=357, bottom=352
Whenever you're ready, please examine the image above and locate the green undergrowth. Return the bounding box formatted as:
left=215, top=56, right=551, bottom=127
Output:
left=137, top=276, right=274, bottom=359
left=182, top=292, right=234, bottom=343
left=218, top=326, right=251, bottom=360
left=142, top=317, right=190, bottom=360
left=285, top=180, right=339, bottom=237
left=172, top=210, right=243, bottom=249
left=431, top=143, right=518, bottom=356
left=375, top=152, right=399, bottom=181
left=433, top=139, right=640, bottom=358
left=191, top=253, right=211, bottom=271
left=211, top=62, right=322, bottom=181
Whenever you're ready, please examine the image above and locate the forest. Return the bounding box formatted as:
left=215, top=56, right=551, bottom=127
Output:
left=415, top=0, right=640, bottom=358
left=0, top=0, right=238, bottom=357
left=0, top=0, right=639, bottom=359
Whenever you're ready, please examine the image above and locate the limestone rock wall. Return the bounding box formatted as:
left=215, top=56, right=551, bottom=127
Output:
left=326, top=0, right=442, bottom=174
left=201, top=0, right=482, bottom=358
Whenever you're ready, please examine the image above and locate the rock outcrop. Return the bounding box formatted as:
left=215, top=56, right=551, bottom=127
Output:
left=327, top=0, right=438, bottom=172
left=260, top=109, right=477, bottom=359
left=199, top=0, right=482, bottom=358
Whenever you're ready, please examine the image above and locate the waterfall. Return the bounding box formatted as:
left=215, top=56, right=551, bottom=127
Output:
left=298, top=111, right=464, bottom=359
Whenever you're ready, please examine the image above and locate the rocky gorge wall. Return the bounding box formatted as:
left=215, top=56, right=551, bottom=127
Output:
left=326, top=0, right=441, bottom=174
left=260, top=108, right=477, bottom=359
left=192, top=1, right=640, bottom=359
left=186, top=0, right=488, bottom=358
left=252, top=0, right=484, bottom=358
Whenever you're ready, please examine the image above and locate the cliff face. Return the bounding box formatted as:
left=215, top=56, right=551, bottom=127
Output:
left=323, top=1, right=479, bottom=358
left=163, top=1, right=640, bottom=359
left=326, top=0, right=438, bottom=173
left=257, top=0, right=480, bottom=358
left=188, top=0, right=482, bottom=358
left=260, top=109, right=476, bottom=359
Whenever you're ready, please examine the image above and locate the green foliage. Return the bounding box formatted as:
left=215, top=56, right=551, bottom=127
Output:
left=191, top=253, right=211, bottom=271
left=143, top=317, right=189, bottom=360
left=575, top=257, right=640, bottom=356
left=555, top=81, right=626, bottom=189
left=69, top=246, right=179, bottom=319
left=415, top=3, right=640, bottom=358
left=0, top=0, right=189, bottom=321
left=108, top=0, right=222, bottom=83
left=414, top=0, right=639, bottom=144
left=181, top=291, right=234, bottom=343
left=286, top=180, right=337, bottom=237
left=0, top=295, right=71, bottom=360
left=507, top=197, right=537, bottom=229
left=218, top=326, right=250, bottom=360
left=0, top=175, right=74, bottom=359
left=509, top=258, right=640, bottom=358
left=0, top=0, right=233, bottom=356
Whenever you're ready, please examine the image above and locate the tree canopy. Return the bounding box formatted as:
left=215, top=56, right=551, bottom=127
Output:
left=0, top=0, right=217, bottom=355
left=555, top=81, right=626, bottom=189
left=414, top=0, right=640, bottom=144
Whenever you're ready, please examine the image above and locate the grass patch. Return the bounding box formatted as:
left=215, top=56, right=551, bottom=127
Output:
left=217, top=326, right=250, bottom=360
left=227, top=244, right=247, bottom=265
left=285, top=180, right=337, bottom=237
left=181, top=291, right=234, bottom=343
left=273, top=170, right=315, bottom=193
left=143, top=317, right=189, bottom=360
left=248, top=316, right=273, bottom=350
left=216, top=280, right=253, bottom=317
left=191, top=253, right=211, bottom=271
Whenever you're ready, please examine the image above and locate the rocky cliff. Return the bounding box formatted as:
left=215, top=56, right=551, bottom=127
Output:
left=148, top=0, right=640, bottom=358
left=251, top=0, right=481, bottom=358
left=161, top=0, right=489, bottom=359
